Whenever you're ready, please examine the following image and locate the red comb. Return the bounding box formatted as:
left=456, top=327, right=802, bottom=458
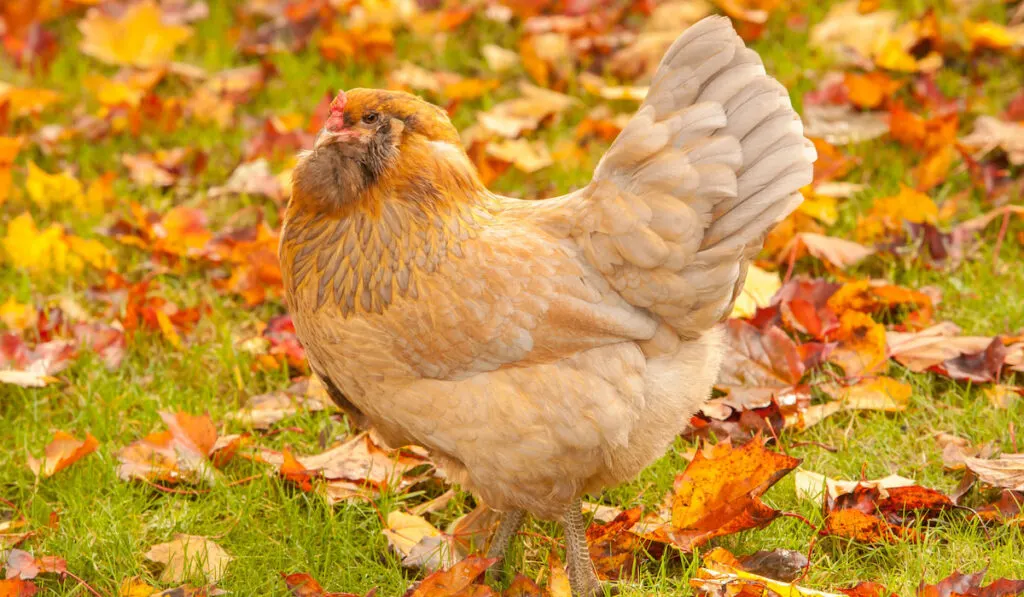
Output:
left=329, top=90, right=347, bottom=113
left=325, top=90, right=347, bottom=131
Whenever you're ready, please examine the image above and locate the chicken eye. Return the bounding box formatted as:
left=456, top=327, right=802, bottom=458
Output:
left=362, top=112, right=379, bottom=125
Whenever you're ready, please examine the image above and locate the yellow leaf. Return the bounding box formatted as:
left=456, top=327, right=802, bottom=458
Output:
left=731, top=265, right=780, bottom=319
left=2, top=211, right=111, bottom=274
left=66, top=235, right=115, bottom=270
left=154, top=309, right=182, bottom=348
left=78, top=0, right=192, bottom=67
left=3, top=212, right=71, bottom=274
left=963, top=20, right=1024, bottom=51
left=24, top=161, right=89, bottom=211
left=84, top=75, right=146, bottom=107
left=0, top=83, right=61, bottom=117
left=856, top=185, right=938, bottom=242
left=0, top=297, right=35, bottom=331
left=798, top=192, right=839, bottom=225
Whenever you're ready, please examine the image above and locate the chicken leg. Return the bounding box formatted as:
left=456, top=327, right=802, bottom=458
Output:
left=563, top=498, right=604, bottom=597
left=486, top=509, right=525, bottom=559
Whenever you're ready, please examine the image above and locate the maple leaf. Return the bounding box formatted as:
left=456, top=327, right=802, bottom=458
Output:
left=585, top=506, right=657, bottom=581
left=144, top=534, right=232, bottom=584
left=3, top=549, right=67, bottom=580
left=2, top=212, right=114, bottom=275
left=648, top=436, right=799, bottom=552
left=117, top=411, right=234, bottom=485
left=26, top=431, right=98, bottom=478
left=78, top=0, right=193, bottom=67
left=403, top=555, right=496, bottom=597
left=281, top=572, right=365, bottom=597
left=918, top=569, right=1024, bottom=597
left=383, top=510, right=456, bottom=571
left=0, top=578, right=38, bottom=596
left=23, top=161, right=92, bottom=212
left=829, top=311, right=888, bottom=377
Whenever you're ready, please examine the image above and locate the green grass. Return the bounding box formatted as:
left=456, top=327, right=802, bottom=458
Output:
left=2, top=0, right=1023, bottom=595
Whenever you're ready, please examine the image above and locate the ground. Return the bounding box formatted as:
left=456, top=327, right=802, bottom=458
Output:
left=1, top=0, right=1023, bottom=595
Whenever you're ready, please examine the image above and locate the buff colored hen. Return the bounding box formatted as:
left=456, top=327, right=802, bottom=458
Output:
left=279, top=16, right=815, bottom=596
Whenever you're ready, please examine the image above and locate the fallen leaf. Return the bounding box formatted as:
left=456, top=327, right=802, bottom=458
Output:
left=228, top=378, right=333, bottom=429
left=485, top=138, right=553, bottom=173
left=4, top=549, right=66, bottom=580
left=960, top=116, right=1024, bottom=166
left=653, top=436, right=800, bottom=551
left=731, top=265, right=781, bottom=319
left=0, top=578, right=38, bottom=596
left=932, top=337, right=1007, bottom=383
left=280, top=572, right=363, bottom=597
left=829, top=311, right=888, bottom=377
left=736, top=549, right=809, bottom=583
left=917, top=569, right=1024, bottom=597
left=383, top=511, right=454, bottom=571
left=117, top=411, right=228, bottom=485
left=78, top=1, right=192, bottom=67
left=822, top=508, right=918, bottom=543
left=691, top=547, right=843, bottom=597
left=783, top=233, right=875, bottom=271
left=26, top=431, right=98, bottom=478
left=405, top=555, right=496, bottom=597
left=965, top=454, right=1024, bottom=492
left=144, top=534, right=232, bottom=584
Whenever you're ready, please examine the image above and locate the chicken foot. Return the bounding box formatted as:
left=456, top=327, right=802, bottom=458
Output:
left=562, top=498, right=606, bottom=597
left=486, top=509, right=525, bottom=559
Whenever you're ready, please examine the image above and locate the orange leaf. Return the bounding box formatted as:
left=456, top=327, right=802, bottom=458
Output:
left=26, top=431, right=98, bottom=478
left=0, top=578, right=39, bottom=597
left=279, top=448, right=319, bottom=492
left=407, top=555, right=496, bottom=597
left=844, top=72, right=902, bottom=109
left=914, top=145, right=956, bottom=192
left=280, top=572, right=362, bottom=596
left=829, top=311, right=888, bottom=376
left=822, top=508, right=917, bottom=543
left=658, top=437, right=799, bottom=551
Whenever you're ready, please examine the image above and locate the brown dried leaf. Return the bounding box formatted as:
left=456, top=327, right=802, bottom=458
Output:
left=144, top=534, right=232, bottom=584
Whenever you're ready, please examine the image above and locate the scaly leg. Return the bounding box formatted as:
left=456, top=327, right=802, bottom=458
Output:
left=562, top=498, right=603, bottom=597
left=486, top=509, right=525, bottom=559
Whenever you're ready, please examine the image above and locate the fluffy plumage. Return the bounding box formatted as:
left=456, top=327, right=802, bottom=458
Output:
left=280, top=12, right=813, bottom=559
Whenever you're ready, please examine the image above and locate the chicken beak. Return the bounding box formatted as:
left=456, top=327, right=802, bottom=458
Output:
left=315, top=128, right=353, bottom=150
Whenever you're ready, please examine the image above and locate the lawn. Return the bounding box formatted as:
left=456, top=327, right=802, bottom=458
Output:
left=1, top=0, right=1023, bottom=595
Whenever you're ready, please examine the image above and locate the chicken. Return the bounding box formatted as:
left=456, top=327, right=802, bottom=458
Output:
left=279, top=16, right=815, bottom=596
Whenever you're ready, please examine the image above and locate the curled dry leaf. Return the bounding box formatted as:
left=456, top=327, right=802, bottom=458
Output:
left=782, top=232, right=875, bottom=271
left=144, top=534, right=232, bottom=585
left=964, top=454, right=1024, bottom=492
left=26, top=431, right=98, bottom=478
left=261, top=432, right=431, bottom=504
left=932, top=337, right=1007, bottom=384
left=934, top=432, right=994, bottom=470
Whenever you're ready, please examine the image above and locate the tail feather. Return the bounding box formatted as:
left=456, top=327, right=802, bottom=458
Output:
left=574, top=16, right=815, bottom=337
